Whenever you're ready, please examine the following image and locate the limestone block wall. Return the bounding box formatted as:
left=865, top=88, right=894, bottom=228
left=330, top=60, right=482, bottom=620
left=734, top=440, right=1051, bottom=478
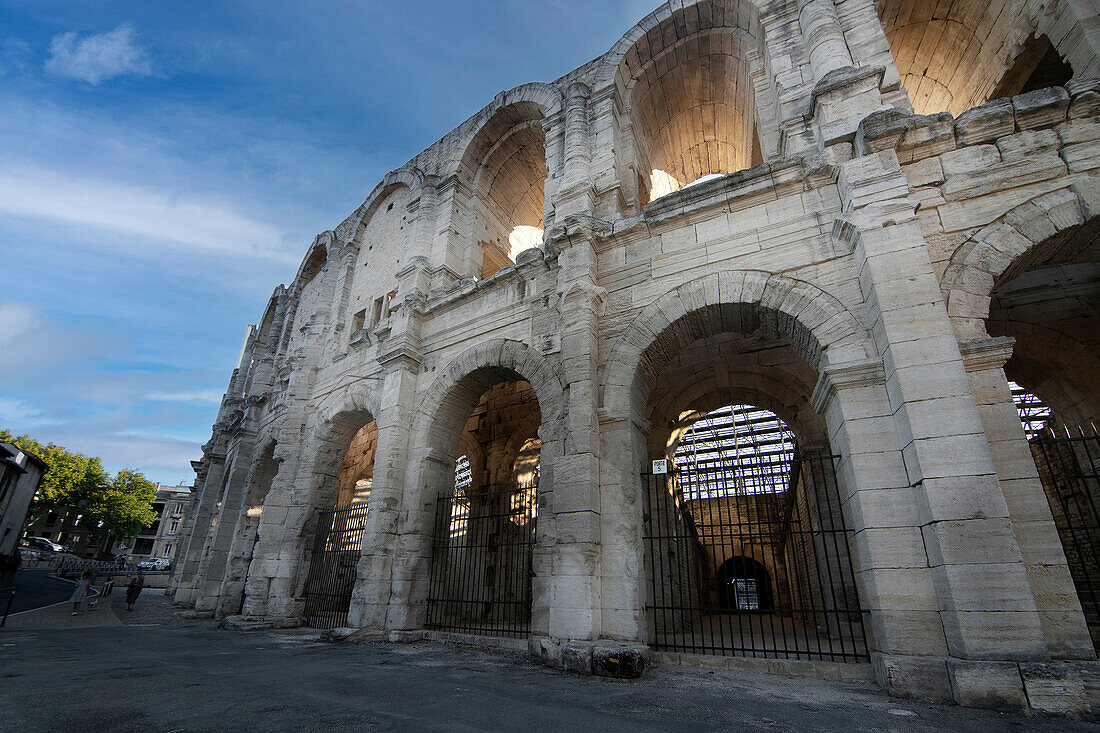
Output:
left=170, top=0, right=1100, bottom=713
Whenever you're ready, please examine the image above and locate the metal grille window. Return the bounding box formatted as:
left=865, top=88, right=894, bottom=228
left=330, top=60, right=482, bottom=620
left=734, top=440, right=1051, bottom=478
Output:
left=425, top=462, right=537, bottom=638
left=645, top=405, right=868, bottom=662
left=1010, top=381, right=1053, bottom=438
left=301, top=504, right=370, bottom=629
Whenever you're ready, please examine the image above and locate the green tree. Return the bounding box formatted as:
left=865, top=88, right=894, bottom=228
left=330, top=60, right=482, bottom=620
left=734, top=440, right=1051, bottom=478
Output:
left=0, top=430, right=106, bottom=520
left=88, top=469, right=158, bottom=541
left=1, top=430, right=159, bottom=542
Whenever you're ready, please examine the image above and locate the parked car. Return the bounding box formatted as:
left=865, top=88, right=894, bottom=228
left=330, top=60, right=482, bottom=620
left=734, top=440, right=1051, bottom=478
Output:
left=24, top=536, right=64, bottom=553
left=136, top=557, right=172, bottom=571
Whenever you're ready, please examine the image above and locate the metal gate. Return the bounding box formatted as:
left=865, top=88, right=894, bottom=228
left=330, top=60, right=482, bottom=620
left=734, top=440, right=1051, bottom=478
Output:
left=1031, top=434, right=1100, bottom=649
left=301, top=504, right=369, bottom=629
left=644, top=453, right=868, bottom=661
left=425, top=480, right=537, bottom=638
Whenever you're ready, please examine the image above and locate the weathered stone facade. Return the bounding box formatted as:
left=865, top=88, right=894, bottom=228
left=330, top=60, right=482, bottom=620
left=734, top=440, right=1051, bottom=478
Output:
left=171, top=0, right=1100, bottom=713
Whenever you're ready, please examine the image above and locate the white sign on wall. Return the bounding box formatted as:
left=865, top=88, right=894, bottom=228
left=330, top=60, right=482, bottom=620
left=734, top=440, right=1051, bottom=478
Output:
left=652, top=459, right=668, bottom=475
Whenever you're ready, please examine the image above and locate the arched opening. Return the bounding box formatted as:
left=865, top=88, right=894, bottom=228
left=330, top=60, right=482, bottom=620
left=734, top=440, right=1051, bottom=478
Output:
left=426, top=377, right=542, bottom=638
left=988, top=217, right=1100, bottom=431
left=876, top=0, right=1074, bottom=115
left=637, top=303, right=868, bottom=661
left=614, top=0, right=765, bottom=207
left=717, top=556, right=773, bottom=611
left=300, top=415, right=377, bottom=629
left=463, top=104, right=548, bottom=279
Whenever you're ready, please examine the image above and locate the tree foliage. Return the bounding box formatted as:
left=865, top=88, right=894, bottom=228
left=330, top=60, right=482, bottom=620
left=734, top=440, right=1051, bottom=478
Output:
left=0, top=430, right=158, bottom=539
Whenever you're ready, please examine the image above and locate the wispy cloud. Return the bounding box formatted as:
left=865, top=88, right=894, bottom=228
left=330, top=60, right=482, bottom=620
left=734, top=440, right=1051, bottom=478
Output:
left=45, top=23, right=152, bottom=84
left=0, top=165, right=295, bottom=261
left=0, top=398, right=60, bottom=430
left=0, top=38, right=32, bottom=76
left=0, top=301, right=105, bottom=378
left=145, top=390, right=223, bottom=404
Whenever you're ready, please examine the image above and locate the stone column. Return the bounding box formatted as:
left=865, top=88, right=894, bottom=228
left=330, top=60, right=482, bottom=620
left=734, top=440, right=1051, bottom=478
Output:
left=812, top=360, right=951, bottom=699
left=172, top=451, right=226, bottom=607
left=544, top=218, right=606, bottom=645
left=553, top=82, right=594, bottom=220
left=799, top=0, right=853, bottom=84
left=840, top=150, right=1050, bottom=701
left=347, top=360, right=419, bottom=630
left=960, top=336, right=1095, bottom=660
left=194, top=440, right=257, bottom=614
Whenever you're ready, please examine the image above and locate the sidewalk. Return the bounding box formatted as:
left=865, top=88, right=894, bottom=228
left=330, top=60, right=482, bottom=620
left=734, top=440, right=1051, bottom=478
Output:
left=2, top=587, right=174, bottom=630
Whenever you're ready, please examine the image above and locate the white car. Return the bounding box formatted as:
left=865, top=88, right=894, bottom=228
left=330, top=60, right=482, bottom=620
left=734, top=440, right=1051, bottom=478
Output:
left=24, top=536, right=64, bottom=553
left=136, top=557, right=172, bottom=571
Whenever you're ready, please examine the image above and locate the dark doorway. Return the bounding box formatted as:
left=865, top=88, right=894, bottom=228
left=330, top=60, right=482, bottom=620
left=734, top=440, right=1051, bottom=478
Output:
left=717, top=556, right=773, bottom=611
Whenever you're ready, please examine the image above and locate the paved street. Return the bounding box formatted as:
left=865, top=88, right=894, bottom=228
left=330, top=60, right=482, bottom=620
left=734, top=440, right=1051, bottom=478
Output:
left=1, top=597, right=1096, bottom=732
left=4, top=567, right=77, bottom=615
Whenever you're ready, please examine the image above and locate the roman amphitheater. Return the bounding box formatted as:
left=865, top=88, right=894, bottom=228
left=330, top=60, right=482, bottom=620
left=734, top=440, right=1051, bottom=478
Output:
left=170, top=0, right=1100, bottom=713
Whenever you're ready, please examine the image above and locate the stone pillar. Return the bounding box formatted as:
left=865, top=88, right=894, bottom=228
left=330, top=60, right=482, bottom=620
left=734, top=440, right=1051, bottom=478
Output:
left=172, top=451, right=226, bottom=607
left=347, top=360, right=419, bottom=629
left=194, top=441, right=257, bottom=613
left=553, top=82, right=594, bottom=220
left=799, top=0, right=853, bottom=84
left=840, top=150, right=1050, bottom=697
left=812, top=360, right=951, bottom=699
left=960, top=336, right=1095, bottom=660
left=215, top=444, right=285, bottom=619
left=545, top=218, right=606, bottom=644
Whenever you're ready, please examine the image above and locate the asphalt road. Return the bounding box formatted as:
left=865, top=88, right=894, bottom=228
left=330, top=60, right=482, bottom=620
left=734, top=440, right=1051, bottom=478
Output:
left=2, top=616, right=1097, bottom=733
left=5, top=567, right=75, bottom=615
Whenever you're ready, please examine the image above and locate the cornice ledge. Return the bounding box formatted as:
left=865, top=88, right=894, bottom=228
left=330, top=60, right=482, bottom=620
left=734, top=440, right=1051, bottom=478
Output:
left=959, top=335, right=1016, bottom=373
left=811, top=358, right=887, bottom=413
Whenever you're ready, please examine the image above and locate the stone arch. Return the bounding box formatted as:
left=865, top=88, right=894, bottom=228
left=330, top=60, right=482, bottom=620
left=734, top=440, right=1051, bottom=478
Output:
left=603, top=270, right=873, bottom=417
left=447, top=86, right=564, bottom=277
left=876, top=0, right=1092, bottom=115
left=446, top=82, right=564, bottom=181
left=383, top=338, right=564, bottom=633
left=350, top=167, right=424, bottom=244
left=941, top=184, right=1097, bottom=342
left=293, top=230, right=338, bottom=290
left=597, top=0, right=768, bottom=206
left=412, top=338, right=565, bottom=454
left=593, top=0, right=767, bottom=92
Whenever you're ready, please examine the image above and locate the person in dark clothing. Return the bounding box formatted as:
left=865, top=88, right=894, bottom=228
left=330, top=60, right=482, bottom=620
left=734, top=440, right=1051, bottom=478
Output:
left=125, top=574, right=144, bottom=612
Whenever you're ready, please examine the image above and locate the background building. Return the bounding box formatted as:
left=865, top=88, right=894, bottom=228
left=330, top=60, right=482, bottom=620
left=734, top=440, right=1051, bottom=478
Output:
left=0, top=442, right=47, bottom=587
left=24, top=482, right=193, bottom=564
left=124, top=483, right=193, bottom=563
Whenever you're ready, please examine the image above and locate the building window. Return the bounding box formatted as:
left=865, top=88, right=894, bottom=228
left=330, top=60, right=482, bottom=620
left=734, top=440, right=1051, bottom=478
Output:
left=133, top=537, right=155, bottom=555
left=170, top=520, right=179, bottom=533
left=164, top=543, right=172, bottom=556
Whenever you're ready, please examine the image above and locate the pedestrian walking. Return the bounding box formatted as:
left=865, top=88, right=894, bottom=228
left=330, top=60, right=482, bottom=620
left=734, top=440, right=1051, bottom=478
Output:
left=69, top=570, right=93, bottom=615
left=125, top=574, right=145, bottom=612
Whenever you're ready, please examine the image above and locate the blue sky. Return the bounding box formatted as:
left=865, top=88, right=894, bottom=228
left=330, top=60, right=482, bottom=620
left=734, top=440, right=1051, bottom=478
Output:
left=0, top=1, right=654, bottom=484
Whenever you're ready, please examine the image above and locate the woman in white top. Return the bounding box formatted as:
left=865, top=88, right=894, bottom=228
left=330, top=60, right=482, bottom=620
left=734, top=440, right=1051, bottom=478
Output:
left=69, top=570, right=93, bottom=615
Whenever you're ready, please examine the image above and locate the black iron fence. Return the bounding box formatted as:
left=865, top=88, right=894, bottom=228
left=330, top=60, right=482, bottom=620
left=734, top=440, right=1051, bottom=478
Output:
left=1031, top=433, right=1100, bottom=650
left=301, top=504, right=370, bottom=629
left=644, top=453, right=868, bottom=662
left=425, top=481, right=537, bottom=638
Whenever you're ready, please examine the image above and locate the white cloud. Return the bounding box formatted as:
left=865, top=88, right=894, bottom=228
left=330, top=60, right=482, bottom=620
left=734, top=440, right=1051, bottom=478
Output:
left=45, top=24, right=152, bottom=84
left=0, top=301, right=106, bottom=378
left=0, top=164, right=295, bottom=262
left=145, top=390, right=223, bottom=404
left=0, top=397, right=60, bottom=429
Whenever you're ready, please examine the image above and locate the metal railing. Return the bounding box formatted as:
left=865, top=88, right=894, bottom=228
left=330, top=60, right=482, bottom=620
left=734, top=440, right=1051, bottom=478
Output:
left=301, top=504, right=370, bottom=629
left=425, top=481, right=537, bottom=638
left=1031, top=432, right=1100, bottom=650
left=644, top=454, right=868, bottom=662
